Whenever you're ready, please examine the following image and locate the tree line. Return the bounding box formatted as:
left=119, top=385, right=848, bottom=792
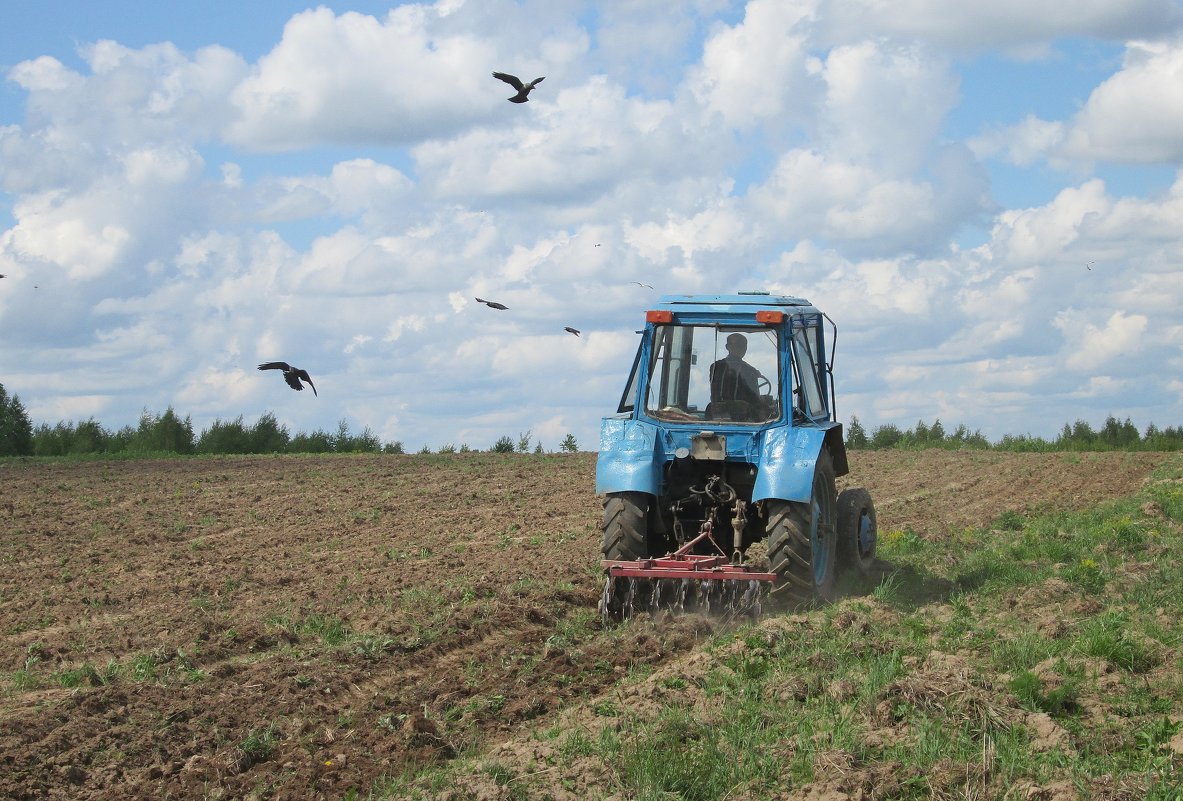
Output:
left=0, top=383, right=580, bottom=457
left=844, top=415, right=1183, bottom=452
left=2, top=382, right=1179, bottom=457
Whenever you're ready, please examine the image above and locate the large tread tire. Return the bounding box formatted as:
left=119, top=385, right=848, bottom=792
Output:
left=600, top=492, right=655, bottom=621
left=766, top=448, right=838, bottom=605
left=837, top=487, right=877, bottom=578
left=601, top=492, right=651, bottom=562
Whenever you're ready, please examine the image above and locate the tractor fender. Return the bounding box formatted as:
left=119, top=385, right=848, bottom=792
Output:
left=752, top=425, right=845, bottom=503
left=595, top=418, right=661, bottom=496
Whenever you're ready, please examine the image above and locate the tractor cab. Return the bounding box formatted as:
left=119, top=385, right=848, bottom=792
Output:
left=615, top=295, right=834, bottom=429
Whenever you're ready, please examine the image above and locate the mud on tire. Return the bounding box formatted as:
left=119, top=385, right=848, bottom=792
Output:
left=765, top=448, right=837, bottom=605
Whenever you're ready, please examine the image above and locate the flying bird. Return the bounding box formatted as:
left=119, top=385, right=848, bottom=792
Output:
left=564, top=327, right=581, bottom=337
left=492, top=72, right=545, bottom=103
left=631, top=282, right=655, bottom=290
left=475, top=297, right=509, bottom=310
left=258, top=362, right=317, bottom=396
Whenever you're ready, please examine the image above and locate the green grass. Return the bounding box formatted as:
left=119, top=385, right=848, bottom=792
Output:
left=381, top=455, right=1183, bottom=800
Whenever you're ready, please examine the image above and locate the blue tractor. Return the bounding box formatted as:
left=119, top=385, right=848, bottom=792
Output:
left=596, top=292, right=877, bottom=618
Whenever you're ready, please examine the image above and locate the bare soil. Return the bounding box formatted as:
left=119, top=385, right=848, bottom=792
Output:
left=0, top=450, right=1168, bottom=799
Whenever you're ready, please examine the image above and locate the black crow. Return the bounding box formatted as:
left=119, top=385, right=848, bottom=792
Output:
left=564, top=327, right=581, bottom=337
left=492, top=72, right=545, bottom=103
left=258, top=362, right=317, bottom=396
left=475, top=297, right=509, bottom=310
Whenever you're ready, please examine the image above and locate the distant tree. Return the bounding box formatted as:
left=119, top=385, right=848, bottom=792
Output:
left=0, top=384, right=33, bottom=456
left=492, top=435, right=515, bottom=453
left=129, top=407, right=194, bottom=454
left=383, top=440, right=405, bottom=454
left=109, top=425, right=136, bottom=452
left=845, top=416, right=868, bottom=450
left=418, top=444, right=432, bottom=454
left=290, top=429, right=333, bottom=453
left=559, top=433, right=578, bottom=453
left=929, top=418, right=945, bottom=444
left=32, top=420, right=111, bottom=456
left=1070, top=419, right=1096, bottom=447
left=438, top=443, right=456, bottom=454
left=249, top=412, right=290, bottom=453
left=332, top=419, right=354, bottom=452
left=534, top=441, right=544, bottom=454
left=326, top=419, right=380, bottom=453
left=964, top=429, right=990, bottom=449
left=948, top=423, right=989, bottom=450
left=869, top=423, right=902, bottom=450
left=458, top=443, right=471, bottom=453
left=1099, top=415, right=1139, bottom=448
left=1056, top=423, right=1073, bottom=446
left=517, top=430, right=532, bottom=453
left=354, top=426, right=381, bottom=453
left=72, top=418, right=110, bottom=454
left=31, top=422, right=66, bottom=456
left=197, top=416, right=252, bottom=454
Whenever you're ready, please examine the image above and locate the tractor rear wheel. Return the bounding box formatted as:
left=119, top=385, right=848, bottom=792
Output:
left=766, top=448, right=837, bottom=605
left=601, top=492, right=651, bottom=562
left=600, top=492, right=654, bottom=620
left=837, top=487, right=877, bottom=578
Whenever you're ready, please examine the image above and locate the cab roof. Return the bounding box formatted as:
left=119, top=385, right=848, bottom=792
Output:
left=655, top=292, right=817, bottom=312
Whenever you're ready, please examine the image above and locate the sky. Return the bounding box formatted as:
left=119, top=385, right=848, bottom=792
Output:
left=2, top=0, right=1182, bottom=452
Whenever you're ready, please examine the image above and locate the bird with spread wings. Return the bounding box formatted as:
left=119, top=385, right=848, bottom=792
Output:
left=258, top=362, right=317, bottom=396
left=492, top=72, right=545, bottom=103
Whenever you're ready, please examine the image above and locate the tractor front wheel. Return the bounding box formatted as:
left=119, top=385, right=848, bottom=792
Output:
left=766, top=448, right=838, bottom=605
left=837, top=487, right=877, bottom=578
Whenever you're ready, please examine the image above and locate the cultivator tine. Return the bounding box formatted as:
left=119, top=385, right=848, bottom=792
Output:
left=601, top=521, right=776, bottom=624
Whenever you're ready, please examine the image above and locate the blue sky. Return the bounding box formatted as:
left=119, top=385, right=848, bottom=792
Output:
left=2, top=0, right=1182, bottom=451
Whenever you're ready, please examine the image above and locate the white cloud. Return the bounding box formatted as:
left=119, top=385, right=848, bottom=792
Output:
left=989, top=179, right=1111, bottom=265
left=968, top=114, right=1065, bottom=167
left=815, top=0, right=1183, bottom=50
left=745, top=147, right=988, bottom=256
left=2, top=190, right=132, bottom=280
left=412, top=76, right=695, bottom=204
left=1055, top=309, right=1149, bottom=371
left=225, top=6, right=525, bottom=149
left=690, top=0, right=818, bottom=128
left=1062, top=38, right=1183, bottom=162
left=7, top=55, right=80, bottom=93
left=973, top=37, right=1183, bottom=167
left=819, top=40, right=957, bottom=170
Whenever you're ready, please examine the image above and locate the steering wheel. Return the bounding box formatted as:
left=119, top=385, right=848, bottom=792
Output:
left=756, top=374, right=772, bottom=398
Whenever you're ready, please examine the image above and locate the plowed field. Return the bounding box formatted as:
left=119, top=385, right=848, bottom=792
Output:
left=0, top=450, right=1169, bottom=799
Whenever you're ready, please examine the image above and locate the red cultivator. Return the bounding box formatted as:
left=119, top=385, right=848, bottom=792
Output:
left=600, top=522, right=777, bottom=623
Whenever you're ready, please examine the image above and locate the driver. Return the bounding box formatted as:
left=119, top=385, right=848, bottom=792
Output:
left=709, top=332, right=764, bottom=409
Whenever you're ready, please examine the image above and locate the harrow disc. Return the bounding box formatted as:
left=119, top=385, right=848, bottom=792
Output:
left=600, top=574, right=770, bottom=624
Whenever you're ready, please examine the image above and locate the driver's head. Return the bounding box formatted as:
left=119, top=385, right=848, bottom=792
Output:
left=725, top=332, right=748, bottom=358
